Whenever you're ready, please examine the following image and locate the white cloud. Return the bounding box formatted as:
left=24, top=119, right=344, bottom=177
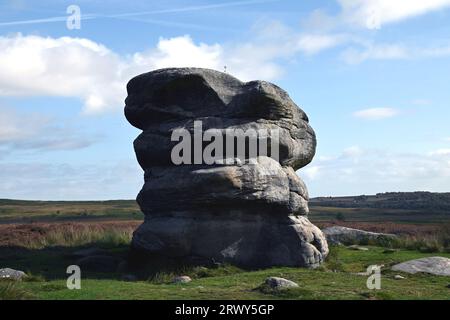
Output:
left=300, top=1, right=450, bottom=65
left=131, top=35, right=223, bottom=71
left=0, top=107, right=49, bottom=142
left=429, top=149, right=450, bottom=156
left=295, top=34, right=345, bottom=55
left=342, top=146, right=364, bottom=158
left=0, top=35, right=126, bottom=113
left=0, top=31, right=345, bottom=114
left=0, top=107, right=97, bottom=152
left=302, top=146, right=450, bottom=197
left=300, top=2, right=450, bottom=65
left=301, top=9, right=339, bottom=31
left=0, top=160, right=142, bottom=200
left=353, top=107, right=399, bottom=120
left=303, top=1, right=450, bottom=31
left=338, top=0, right=450, bottom=29
left=302, top=166, right=321, bottom=180
left=0, top=34, right=231, bottom=114
left=411, top=99, right=432, bottom=106
left=341, top=41, right=450, bottom=64
left=420, top=45, right=450, bottom=57
left=341, top=43, right=408, bottom=64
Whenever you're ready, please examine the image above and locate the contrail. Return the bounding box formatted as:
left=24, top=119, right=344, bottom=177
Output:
left=0, top=0, right=278, bottom=28
left=111, top=16, right=238, bottom=32
left=0, top=14, right=97, bottom=27
left=108, top=0, right=278, bottom=17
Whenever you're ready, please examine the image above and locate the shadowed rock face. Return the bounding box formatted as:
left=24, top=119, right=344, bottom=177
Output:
left=125, top=68, right=328, bottom=268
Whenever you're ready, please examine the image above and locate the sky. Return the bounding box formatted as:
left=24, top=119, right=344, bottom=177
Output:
left=0, top=0, right=450, bottom=200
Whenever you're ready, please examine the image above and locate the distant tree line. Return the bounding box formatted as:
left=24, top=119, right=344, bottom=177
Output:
left=310, top=192, right=450, bottom=212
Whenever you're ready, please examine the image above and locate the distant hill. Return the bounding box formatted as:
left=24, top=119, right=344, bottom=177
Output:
left=0, top=192, right=449, bottom=224
left=310, top=192, right=450, bottom=211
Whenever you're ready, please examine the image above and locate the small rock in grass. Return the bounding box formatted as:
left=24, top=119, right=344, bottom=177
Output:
left=383, top=249, right=398, bottom=254
left=264, top=277, right=299, bottom=290
left=173, top=276, right=192, bottom=284
left=394, top=275, right=406, bottom=280
left=348, top=245, right=369, bottom=251
left=0, top=268, right=27, bottom=281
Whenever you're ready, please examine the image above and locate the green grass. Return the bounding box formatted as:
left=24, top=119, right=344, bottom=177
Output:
left=0, top=281, right=35, bottom=300
left=1, top=199, right=449, bottom=300
left=2, top=246, right=449, bottom=300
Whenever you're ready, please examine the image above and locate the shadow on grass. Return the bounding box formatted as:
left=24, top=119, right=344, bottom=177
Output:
left=0, top=244, right=246, bottom=282
left=0, top=244, right=129, bottom=281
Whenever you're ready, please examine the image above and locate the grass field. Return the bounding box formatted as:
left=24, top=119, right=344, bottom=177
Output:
left=1, top=198, right=449, bottom=224
left=2, top=244, right=449, bottom=300
left=0, top=199, right=449, bottom=300
left=0, top=199, right=142, bottom=223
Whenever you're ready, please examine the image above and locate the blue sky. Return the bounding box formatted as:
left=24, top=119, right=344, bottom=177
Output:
left=1, top=0, right=450, bottom=200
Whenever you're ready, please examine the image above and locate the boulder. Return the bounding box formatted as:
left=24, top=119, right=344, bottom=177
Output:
left=133, top=214, right=328, bottom=268
left=125, top=68, right=316, bottom=170
left=125, top=68, right=328, bottom=268
left=0, top=268, right=27, bottom=281
left=173, top=276, right=192, bottom=284
left=322, top=226, right=396, bottom=245
left=264, top=277, right=299, bottom=290
left=391, top=257, right=450, bottom=276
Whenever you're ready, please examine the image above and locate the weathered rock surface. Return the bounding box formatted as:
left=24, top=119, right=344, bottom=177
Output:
left=264, top=277, right=299, bottom=290
left=137, top=157, right=309, bottom=215
left=133, top=214, right=328, bottom=268
left=173, top=276, right=192, bottom=284
left=125, top=68, right=328, bottom=268
left=391, top=257, right=450, bottom=276
left=125, top=68, right=316, bottom=170
left=322, top=226, right=396, bottom=245
left=0, top=268, right=27, bottom=281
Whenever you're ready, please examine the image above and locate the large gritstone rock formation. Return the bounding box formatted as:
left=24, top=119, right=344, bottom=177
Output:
left=125, top=68, right=328, bottom=268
